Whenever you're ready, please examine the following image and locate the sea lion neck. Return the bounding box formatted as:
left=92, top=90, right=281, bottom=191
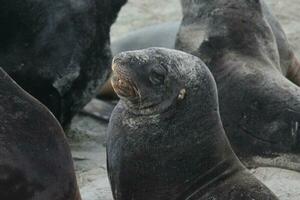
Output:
left=112, top=100, right=243, bottom=200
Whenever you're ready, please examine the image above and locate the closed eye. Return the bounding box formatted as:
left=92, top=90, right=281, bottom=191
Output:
left=149, top=65, right=167, bottom=85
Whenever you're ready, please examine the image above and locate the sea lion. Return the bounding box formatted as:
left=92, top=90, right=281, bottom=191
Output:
left=176, top=0, right=300, bottom=171
left=0, top=67, right=81, bottom=199
left=107, top=48, right=278, bottom=200
left=0, top=0, right=126, bottom=128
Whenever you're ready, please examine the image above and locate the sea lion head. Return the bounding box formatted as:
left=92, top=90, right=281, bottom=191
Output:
left=111, top=47, right=218, bottom=116
left=220, top=70, right=300, bottom=171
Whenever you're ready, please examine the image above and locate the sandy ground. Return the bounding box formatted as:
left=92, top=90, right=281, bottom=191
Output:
left=68, top=0, right=300, bottom=199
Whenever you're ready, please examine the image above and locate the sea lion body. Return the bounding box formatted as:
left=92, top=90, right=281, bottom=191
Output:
left=0, top=0, right=126, bottom=127
left=107, top=48, right=278, bottom=200
left=176, top=0, right=300, bottom=170
left=0, top=68, right=80, bottom=199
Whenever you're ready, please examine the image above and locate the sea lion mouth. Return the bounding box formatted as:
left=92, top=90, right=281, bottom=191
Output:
left=111, top=63, right=138, bottom=99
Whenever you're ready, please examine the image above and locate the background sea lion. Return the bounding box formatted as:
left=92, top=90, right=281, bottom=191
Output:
left=107, top=48, right=278, bottom=200
left=176, top=0, right=300, bottom=170
left=0, top=0, right=126, bottom=128
left=0, top=67, right=80, bottom=199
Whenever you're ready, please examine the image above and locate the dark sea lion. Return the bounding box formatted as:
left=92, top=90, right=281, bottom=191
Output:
left=0, top=67, right=80, bottom=199
left=107, top=48, right=278, bottom=200
left=176, top=0, right=300, bottom=171
left=0, top=0, right=126, bottom=128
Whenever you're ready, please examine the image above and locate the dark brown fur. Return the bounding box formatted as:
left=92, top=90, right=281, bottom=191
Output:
left=0, top=68, right=80, bottom=200
left=176, top=0, right=300, bottom=171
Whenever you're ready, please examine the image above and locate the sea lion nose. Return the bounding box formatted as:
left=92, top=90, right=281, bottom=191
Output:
left=113, top=52, right=130, bottom=63
left=112, top=57, right=123, bottom=71
left=112, top=53, right=132, bottom=71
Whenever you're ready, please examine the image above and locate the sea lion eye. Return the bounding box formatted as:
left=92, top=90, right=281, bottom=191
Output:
left=149, top=65, right=166, bottom=85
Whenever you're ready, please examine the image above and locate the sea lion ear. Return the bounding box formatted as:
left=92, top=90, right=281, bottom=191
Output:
left=178, top=89, right=186, bottom=100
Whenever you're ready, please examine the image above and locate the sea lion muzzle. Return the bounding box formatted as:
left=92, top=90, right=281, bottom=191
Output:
left=111, top=63, right=138, bottom=98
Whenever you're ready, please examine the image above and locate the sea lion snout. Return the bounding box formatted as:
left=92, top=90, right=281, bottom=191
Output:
left=112, top=51, right=136, bottom=70
left=111, top=74, right=138, bottom=98
left=112, top=52, right=142, bottom=76
left=111, top=55, right=139, bottom=99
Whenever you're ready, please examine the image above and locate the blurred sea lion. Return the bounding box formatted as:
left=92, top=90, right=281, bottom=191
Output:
left=0, top=0, right=127, bottom=128
left=176, top=0, right=300, bottom=171
left=0, top=68, right=81, bottom=199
